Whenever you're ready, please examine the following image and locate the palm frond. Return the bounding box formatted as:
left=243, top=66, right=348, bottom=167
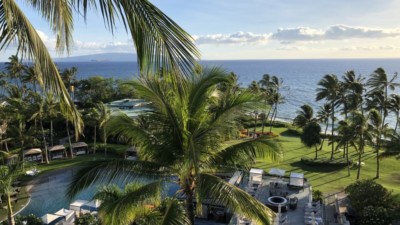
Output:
left=197, top=173, right=274, bottom=225
left=0, top=0, right=83, bottom=135
left=67, top=159, right=169, bottom=199
left=159, top=198, right=191, bottom=225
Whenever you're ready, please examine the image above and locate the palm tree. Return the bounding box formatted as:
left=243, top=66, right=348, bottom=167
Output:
left=22, top=65, right=41, bottom=93
left=61, top=67, right=78, bottom=99
left=83, top=108, right=101, bottom=154
left=389, top=94, right=400, bottom=132
left=68, top=68, right=281, bottom=225
left=316, top=103, right=331, bottom=151
left=1, top=0, right=201, bottom=138
left=30, top=94, right=50, bottom=164
left=93, top=183, right=189, bottom=225
left=368, top=109, right=390, bottom=179
left=95, top=103, right=111, bottom=155
left=0, top=165, right=22, bottom=225
left=316, top=74, right=341, bottom=160
left=293, top=104, right=314, bottom=128
left=336, top=112, right=370, bottom=179
left=367, top=68, right=399, bottom=132
left=4, top=55, right=24, bottom=90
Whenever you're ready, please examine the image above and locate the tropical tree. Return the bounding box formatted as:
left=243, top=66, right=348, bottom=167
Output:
left=389, top=94, right=400, bottom=132
left=22, top=66, right=41, bottom=93
left=316, top=103, right=331, bottom=151
left=0, top=165, right=22, bottom=225
left=60, top=67, right=78, bottom=99
left=316, top=74, right=341, bottom=160
left=293, top=104, right=314, bottom=128
left=95, top=103, right=111, bottom=155
left=268, top=76, right=285, bottom=132
left=30, top=94, right=50, bottom=164
left=0, top=0, right=201, bottom=139
left=368, top=109, right=390, bottom=179
left=68, top=68, right=281, bottom=225
left=300, top=121, right=321, bottom=159
left=93, top=182, right=189, bottom=225
left=4, top=55, right=24, bottom=90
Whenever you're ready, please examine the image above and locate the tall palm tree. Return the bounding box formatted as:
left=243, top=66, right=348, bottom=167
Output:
left=95, top=103, right=111, bottom=155
left=336, top=112, right=370, bottom=179
left=1, top=0, right=201, bottom=138
left=30, top=94, right=50, bottom=164
left=367, top=68, right=399, bottom=132
left=4, top=55, right=24, bottom=90
left=0, top=164, right=22, bottom=225
left=293, top=104, right=314, bottom=128
left=316, top=74, right=341, bottom=160
left=316, top=103, right=331, bottom=151
left=368, top=109, right=390, bottom=179
left=389, top=94, right=400, bottom=132
left=68, top=68, right=281, bottom=225
left=22, top=65, right=41, bottom=93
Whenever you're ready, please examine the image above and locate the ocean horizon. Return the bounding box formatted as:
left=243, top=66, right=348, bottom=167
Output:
left=1, top=58, right=400, bottom=125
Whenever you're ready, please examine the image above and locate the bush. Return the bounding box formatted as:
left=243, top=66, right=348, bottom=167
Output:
left=301, top=156, right=351, bottom=167
left=312, top=189, right=323, bottom=202
left=359, top=206, right=392, bottom=225
left=1, top=214, right=44, bottom=225
left=75, top=213, right=100, bottom=225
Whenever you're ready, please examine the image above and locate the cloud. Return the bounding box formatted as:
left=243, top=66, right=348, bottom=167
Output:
left=340, top=45, right=400, bottom=51
left=271, top=24, right=400, bottom=43
left=194, top=31, right=270, bottom=45
left=73, top=40, right=134, bottom=52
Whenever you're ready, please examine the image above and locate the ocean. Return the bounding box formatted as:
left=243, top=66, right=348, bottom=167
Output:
left=2, top=58, right=400, bottom=124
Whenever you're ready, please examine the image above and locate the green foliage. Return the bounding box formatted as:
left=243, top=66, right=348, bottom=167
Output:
left=1, top=214, right=43, bottom=225
left=300, top=122, right=321, bottom=148
left=312, top=189, right=323, bottom=202
left=359, top=206, right=392, bottom=225
left=75, top=213, right=100, bottom=225
left=301, top=156, right=351, bottom=167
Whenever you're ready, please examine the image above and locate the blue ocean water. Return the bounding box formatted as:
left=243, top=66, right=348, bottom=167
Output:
left=2, top=59, right=400, bottom=123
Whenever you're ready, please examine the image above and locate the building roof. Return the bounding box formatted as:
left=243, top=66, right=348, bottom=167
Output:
left=24, top=148, right=42, bottom=155
left=49, top=145, right=66, bottom=151
left=71, top=142, right=88, bottom=148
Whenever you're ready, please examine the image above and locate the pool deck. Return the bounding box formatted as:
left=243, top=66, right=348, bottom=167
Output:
left=233, top=175, right=323, bottom=225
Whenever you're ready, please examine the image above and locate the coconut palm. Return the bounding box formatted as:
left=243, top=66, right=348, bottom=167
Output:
left=0, top=165, right=20, bottom=225
left=60, top=67, right=78, bottom=99
left=316, top=74, right=341, bottom=160
left=1, top=0, right=201, bottom=138
left=342, top=71, right=365, bottom=114
left=68, top=68, right=281, bottom=225
left=389, top=94, right=400, bottom=132
left=367, top=68, right=399, bottom=130
left=293, top=104, right=314, bottom=128
left=368, top=109, right=390, bottom=179
left=22, top=65, right=41, bottom=94
left=316, top=103, right=331, bottom=151
left=93, top=182, right=189, bottom=225
left=30, top=94, right=50, bottom=164
left=4, top=55, right=24, bottom=90
left=95, top=103, right=111, bottom=155
left=336, top=112, right=370, bottom=179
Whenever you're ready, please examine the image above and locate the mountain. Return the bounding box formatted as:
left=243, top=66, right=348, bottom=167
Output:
left=54, top=53, right=137, bottom=62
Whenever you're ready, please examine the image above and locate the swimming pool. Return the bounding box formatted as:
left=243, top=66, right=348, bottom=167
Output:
left=19, top=168, right=179, bottom=217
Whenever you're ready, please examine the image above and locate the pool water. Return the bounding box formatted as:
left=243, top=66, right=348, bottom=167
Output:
left=20, top=168, right=179, bottom=217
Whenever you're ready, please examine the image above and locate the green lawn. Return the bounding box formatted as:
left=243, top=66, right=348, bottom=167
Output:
left=255, top=127, right=400, bottom=195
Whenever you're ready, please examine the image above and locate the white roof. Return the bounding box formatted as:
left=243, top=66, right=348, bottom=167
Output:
left=24, top=148, right=42, bottom=155
left=41, top=214, right=62, bottom=224
left=250, top=168, right=264, bottom=175
left=54, top=208, right=74, bottom=217
left=290, top=172, right=304, bottom=178
left=268, top=168, right=286, bottom=176
left=49, top=145, right=66, bottom=151
left=70, top=199, right=88, bottom=207
left=82, top=200, right=102, bottom=210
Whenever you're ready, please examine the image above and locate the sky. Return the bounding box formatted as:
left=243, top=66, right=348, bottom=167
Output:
left=2, top=0, right=400, bottom=61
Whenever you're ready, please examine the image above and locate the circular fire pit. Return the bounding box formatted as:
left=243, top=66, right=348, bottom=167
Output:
left=266, top=196, right=288, bottom=212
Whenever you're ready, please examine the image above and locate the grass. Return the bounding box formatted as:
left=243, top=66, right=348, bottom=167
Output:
left=255, top=126, right=400, bottom=195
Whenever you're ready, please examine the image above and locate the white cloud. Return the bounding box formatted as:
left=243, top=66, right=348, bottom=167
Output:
left=73, top=40, right=134, bottom=52
left=271, top=24, right=400, bottom=43
left=194, top=31, right=270, bottom=45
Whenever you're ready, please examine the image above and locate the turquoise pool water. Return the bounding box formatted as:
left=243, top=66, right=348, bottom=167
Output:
left=20, top=168, right=179, bottom=217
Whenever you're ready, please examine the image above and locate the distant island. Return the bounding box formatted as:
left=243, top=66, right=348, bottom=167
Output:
left=54, top=53, right=137, bottom=62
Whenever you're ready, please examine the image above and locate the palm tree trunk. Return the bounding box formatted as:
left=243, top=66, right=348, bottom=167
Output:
left=269, top=105, right=277, bottom=133
left=40, top=119, right=49, bottom=164
left=330, top=103, right=335, bottom=160
left=395, top=112, right=399, bottom=133
left=50, top=120, right=54, bottom=147
left=7, top=193, right=15, bottom=225
left=315, top=145, right=318, bottom=159
left=186, top=191, right=195, bottom=225
left=103, top=129, right=107, bottom=156
left=66, top=119, right=74, bottom=158
left=319, top=122, right=329, bottom=151
left=93, top=125, right=97, bottom=154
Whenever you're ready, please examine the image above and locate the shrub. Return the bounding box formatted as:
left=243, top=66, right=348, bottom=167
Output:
left=1, top=214, right=44, bottom=225
left=301, top=156, right=351, bottom=167
left=312, top=189, right=323, bottom=202
left=75, top=213, right=100, bottom=225
left=359, top=206, right=391, bottom=225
